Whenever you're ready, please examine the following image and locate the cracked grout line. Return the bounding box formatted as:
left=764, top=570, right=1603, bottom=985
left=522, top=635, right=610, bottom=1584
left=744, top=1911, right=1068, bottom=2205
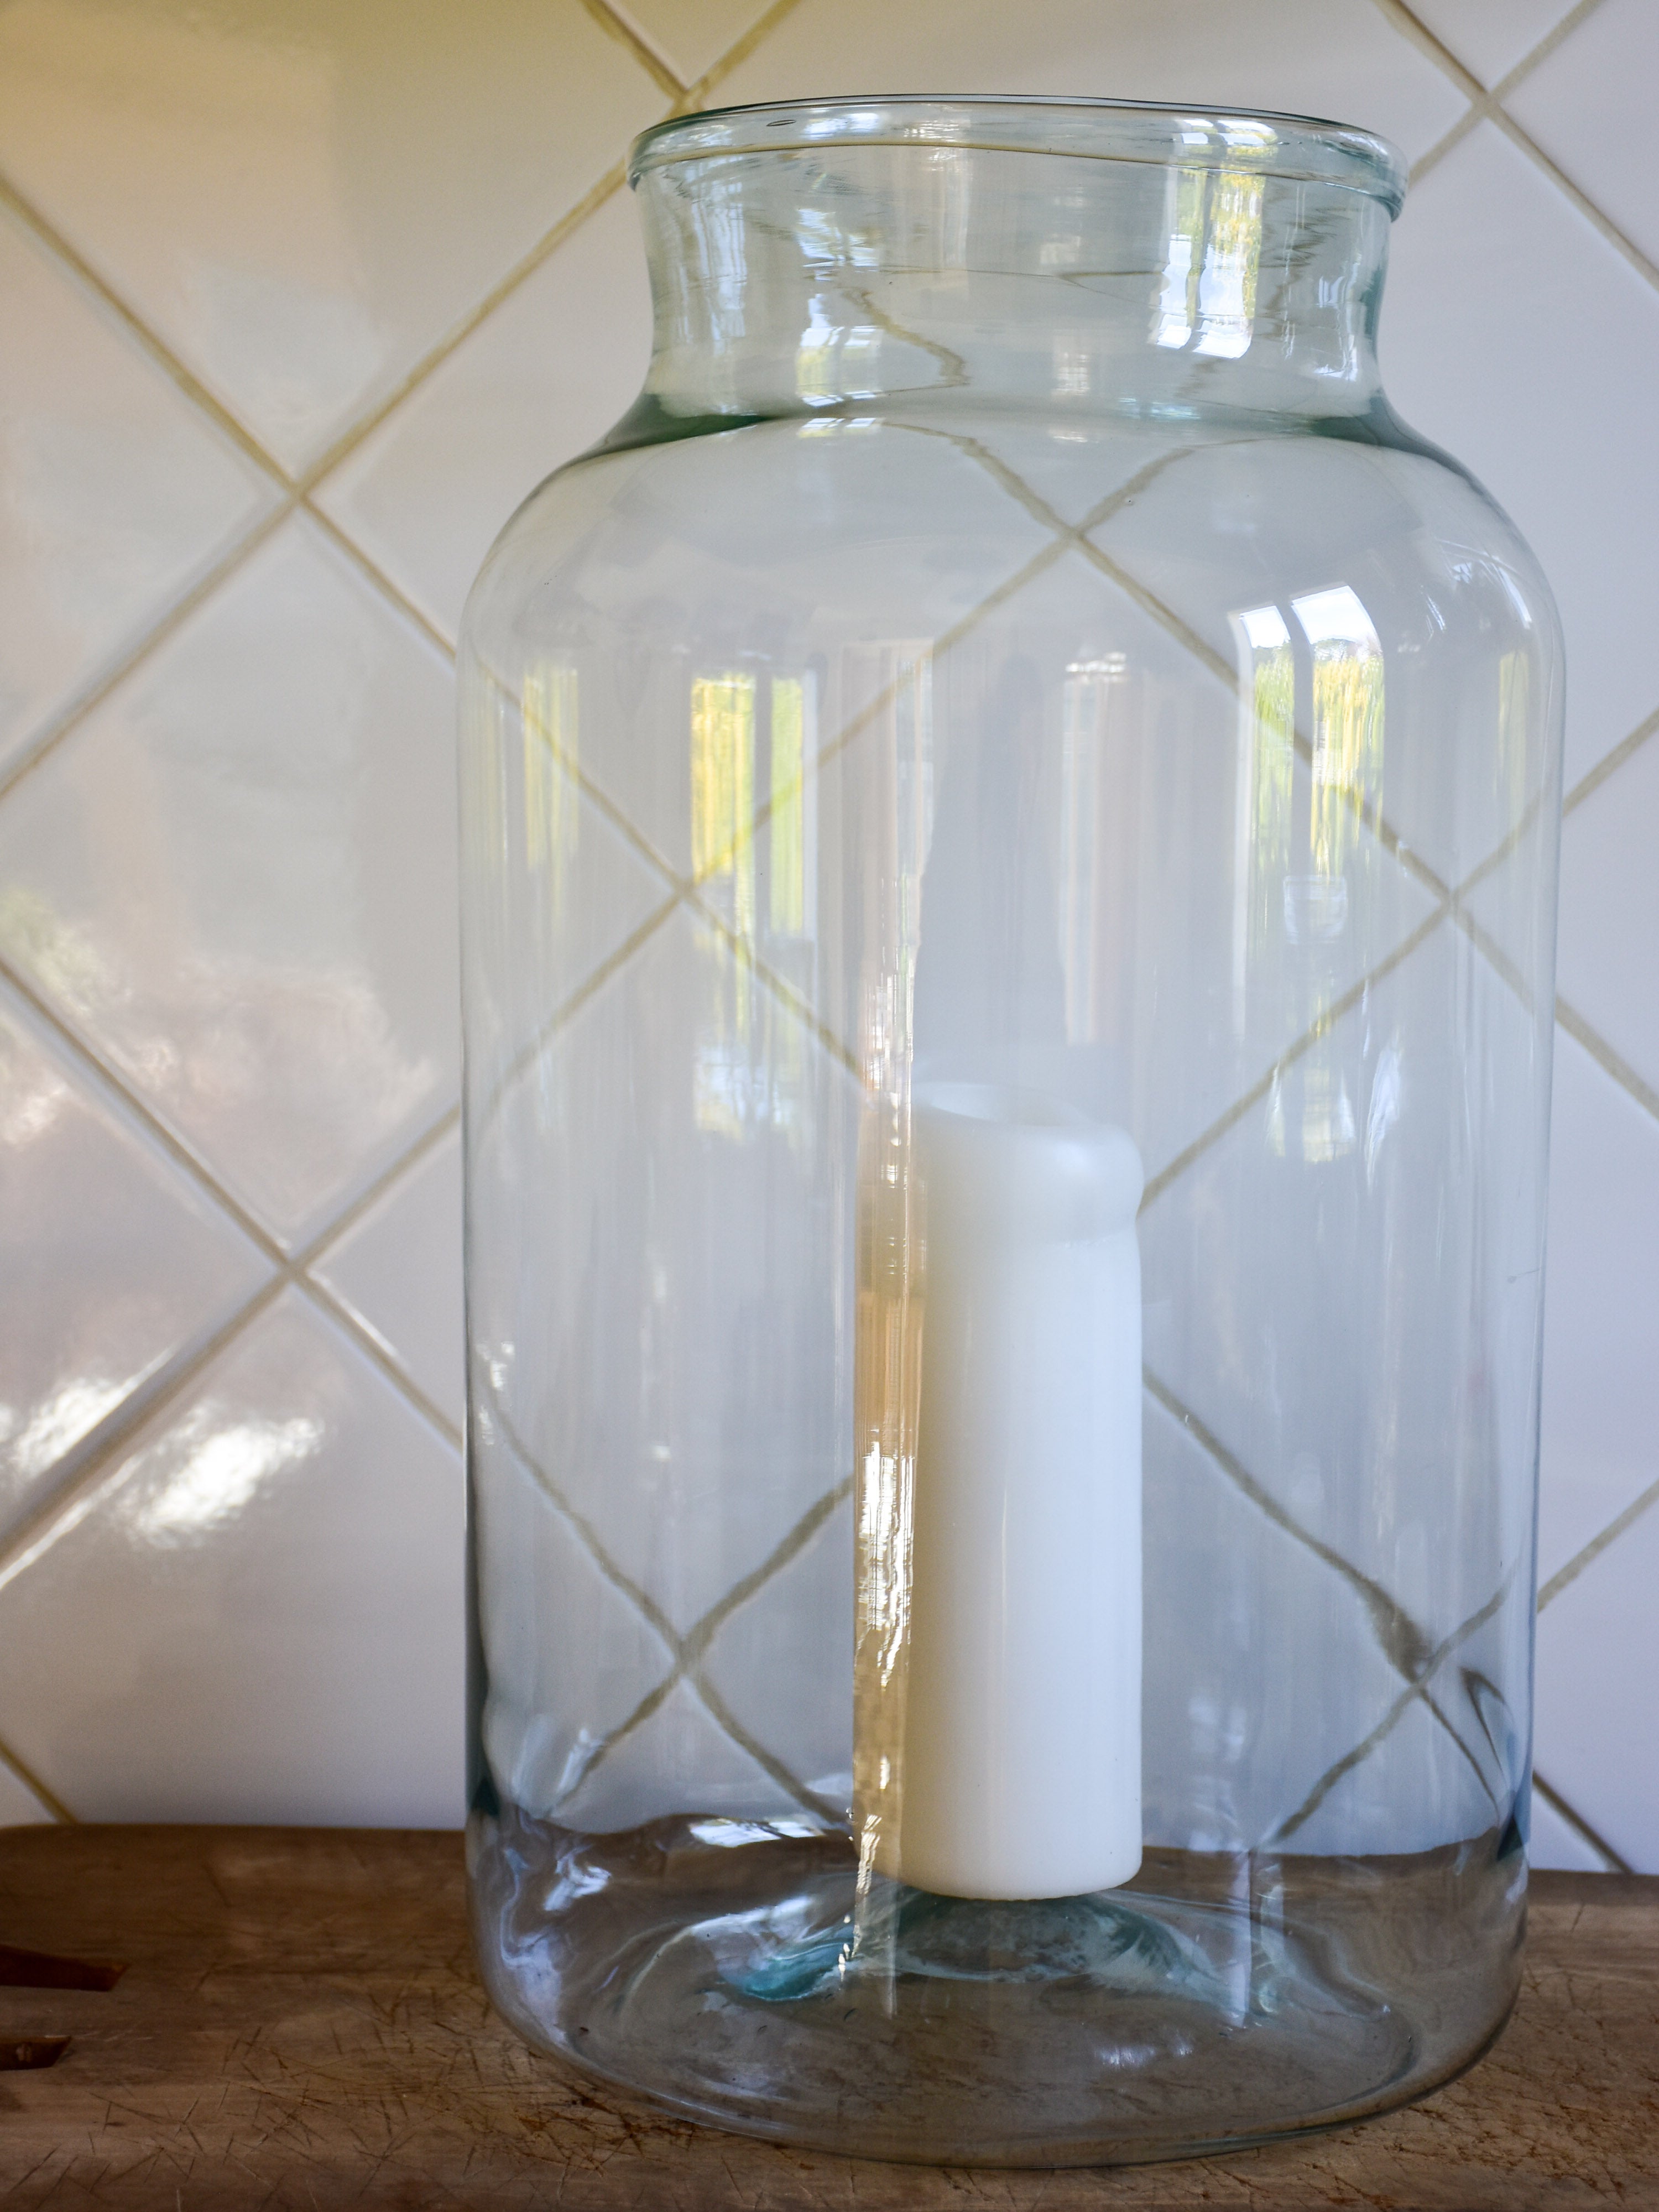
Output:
left=1532, top=1768, right=1632, bottom=1874
left=1537, top=1471, right=1659, bottom=1615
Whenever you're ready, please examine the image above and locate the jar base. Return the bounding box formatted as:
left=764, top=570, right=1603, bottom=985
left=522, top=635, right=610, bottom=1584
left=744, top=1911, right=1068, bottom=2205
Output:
left=470, top=1806, right=1523, bottom=2166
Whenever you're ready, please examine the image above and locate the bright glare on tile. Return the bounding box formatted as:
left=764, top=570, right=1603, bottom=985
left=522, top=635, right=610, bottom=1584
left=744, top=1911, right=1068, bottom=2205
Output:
left=715, top=0, right=1468, bottom=162
left=0, top=204, right=275, bottom=776
left=0, top=1290, right=465, bottom=1826
left=0, top=515, right=460, bottom=1249
left=315, top=189, right=653, bottom=643
left=0, top=0, right=667, bottom=475
left=1536, top=1029, right=1659, bottom=1586
left=0, top=983, right=270, bottom=1539
left=1385, top=123, right=1659, bottom=787
left=312, top=1126, right=463, bottom=1432
left=1509, top=0, right=1659, bottom=271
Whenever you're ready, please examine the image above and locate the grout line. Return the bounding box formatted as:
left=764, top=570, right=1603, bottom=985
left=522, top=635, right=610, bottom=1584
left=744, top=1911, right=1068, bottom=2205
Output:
left=1562, top=701, right=1659, bottom=818
left=300, top=498, right=458, bottom=662
left=1392, top=0, right=1606, bottom=186
left=0, top=499, right=296, bottom=808
left=1139, top=906, right=1448, bottom=1211
left=299, top=1277, right=462, bottom=1452
left=1556, top=995, right=1659, bottom=1124
left=1145, top=1367, right=1500, bottom=1807
left=296, top=160, right=631, bottom=495
left=577, top=0, right=686, bottom=99
left=1487, top=106, right=1659, bottom=291
left=1532, top=1769, right=1632, bottom=1874
left=0, top=1738, right=76, bottom=1827
left=0, top=957, right=286, bottom=1264
left=674, top=0, right=811, bottom=114
left=0, top=1097, right=462, bottom=1593
left=1537, top=1471, right=1659, bottom=1613
left=0, top=169, right=291, bottom=489
left=1270, top=1577, right=1513, bottom=1844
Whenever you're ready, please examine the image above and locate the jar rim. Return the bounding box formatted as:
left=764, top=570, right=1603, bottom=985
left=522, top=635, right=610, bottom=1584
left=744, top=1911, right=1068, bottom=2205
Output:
left=629, top=96, right=1407, bottom=215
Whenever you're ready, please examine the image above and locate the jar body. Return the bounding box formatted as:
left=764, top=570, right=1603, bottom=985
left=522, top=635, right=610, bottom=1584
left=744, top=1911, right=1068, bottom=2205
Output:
left=459, top=103, right=1562, bottom=2165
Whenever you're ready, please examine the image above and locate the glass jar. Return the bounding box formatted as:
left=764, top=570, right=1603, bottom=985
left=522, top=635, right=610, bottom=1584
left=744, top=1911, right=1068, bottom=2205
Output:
left=457, top=98, right=1563, bottom=2166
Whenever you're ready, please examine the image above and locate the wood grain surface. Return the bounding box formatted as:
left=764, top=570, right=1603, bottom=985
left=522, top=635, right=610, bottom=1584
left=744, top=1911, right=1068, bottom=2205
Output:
left=0, top=1825, right=1651, bottom=2208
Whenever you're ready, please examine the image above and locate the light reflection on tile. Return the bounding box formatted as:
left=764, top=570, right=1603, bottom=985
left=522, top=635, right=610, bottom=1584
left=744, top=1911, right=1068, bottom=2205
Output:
left=0, top=515, right=460, bottom=1248
left=0, top=983, right=270, bottom=1541
left=0, top=0, right=666, bottom=474
left=0, top=1290, right=465, bottom=1826
left=314, top=189, right=652, bottom=643
left=0, top=204, right=275, bottom=775
left=312, top=1128, right=463, bottom=1431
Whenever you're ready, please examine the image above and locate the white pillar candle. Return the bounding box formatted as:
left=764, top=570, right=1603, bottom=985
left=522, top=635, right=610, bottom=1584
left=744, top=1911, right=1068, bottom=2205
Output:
left=874, top=1084, right=1144, bottom=1901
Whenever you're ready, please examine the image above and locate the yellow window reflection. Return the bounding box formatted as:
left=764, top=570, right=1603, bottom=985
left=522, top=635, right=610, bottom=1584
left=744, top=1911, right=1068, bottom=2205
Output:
left=521, top=663, right=579, bottom=917
left=1292, top=584, right=1385, bottom=880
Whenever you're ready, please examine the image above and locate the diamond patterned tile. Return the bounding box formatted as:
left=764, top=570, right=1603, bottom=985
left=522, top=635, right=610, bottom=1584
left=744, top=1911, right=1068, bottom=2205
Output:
left=471, top=904, right=862, bottom=1637
left=0, top=981, right=270, bottom=1542
left=1509, top=0, right=1659, bottom=270
left=472, top=1436, right=677, bottom=1820
left=556, top=1676, right=808, bottom=1832
left=1556, top=735, right=1659, bottom=1104
left=0, top=1758, right=54, bottom=1827
left=1406, top=0, right=1581, bottom=88
left=0, top=1289, right=465, bottom=1825
left=1535, top=1027, right=1659, bottom=1584
left=698, top=1490, right=853, bottom=1811
left=624, top=0, right=775, bottom=86
left=311, top=1128, right=462, bottom=1432
left=1142, top=920, right=1543, bottom=1647
left=1142, top=1394, right=1489, bottom=1856
left=0, top=0, right=666, bottom=476
left=0, top=202, right=275, bottom=776
left=1535, top=1490, right=1659, bottom=1871
left=715, top=0, right=1468, bottom=163
left=0, top=514, right=459, bottom=1249
left=314, top=188, right=653, bottom=644
left=1528, top=1784, right=1618, bottom=1871
left=1384, top=121, right=1659, bottom=787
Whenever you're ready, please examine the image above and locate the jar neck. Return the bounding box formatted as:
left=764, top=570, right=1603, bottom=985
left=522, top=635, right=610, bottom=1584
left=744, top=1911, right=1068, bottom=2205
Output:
left=629, top=123, right=1397, bottom=433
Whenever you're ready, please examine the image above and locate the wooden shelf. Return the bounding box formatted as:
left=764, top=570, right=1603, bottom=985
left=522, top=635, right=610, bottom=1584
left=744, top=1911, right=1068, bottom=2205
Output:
left=0, top=1825, right=1652, bottom=2206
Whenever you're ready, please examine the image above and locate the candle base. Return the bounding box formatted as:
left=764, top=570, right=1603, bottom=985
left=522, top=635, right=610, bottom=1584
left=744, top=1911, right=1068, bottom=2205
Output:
left=472, top=1804, right=1524, bottom=2167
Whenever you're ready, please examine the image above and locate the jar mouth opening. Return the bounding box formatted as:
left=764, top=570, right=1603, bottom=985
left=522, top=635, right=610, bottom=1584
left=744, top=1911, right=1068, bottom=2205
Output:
left=629, top=96, right=1407, bottom=215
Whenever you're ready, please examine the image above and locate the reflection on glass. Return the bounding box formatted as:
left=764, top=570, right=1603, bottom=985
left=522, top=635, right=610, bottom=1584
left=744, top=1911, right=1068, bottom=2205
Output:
left=1230, top=606, right=1296, bottom=1036
left=522, top=663, right=578, bottom=921
left=1155, top=165, right=1265, bottom=358
left=1059, top=654, right=1130, bottom=1046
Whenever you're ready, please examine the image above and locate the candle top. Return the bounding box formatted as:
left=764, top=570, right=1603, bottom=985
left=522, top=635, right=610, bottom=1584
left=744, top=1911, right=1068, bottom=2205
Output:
left=912, top=1084, right=1144, bottom=1241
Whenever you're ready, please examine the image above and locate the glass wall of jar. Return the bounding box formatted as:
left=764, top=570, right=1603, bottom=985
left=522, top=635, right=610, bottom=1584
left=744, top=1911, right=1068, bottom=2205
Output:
left=458, top=98, right=1563, bottom=2166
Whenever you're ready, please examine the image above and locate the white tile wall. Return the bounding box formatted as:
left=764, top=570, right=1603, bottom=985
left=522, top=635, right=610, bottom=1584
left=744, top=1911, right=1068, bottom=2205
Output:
left=0, top=0, right=1652, bottom=1869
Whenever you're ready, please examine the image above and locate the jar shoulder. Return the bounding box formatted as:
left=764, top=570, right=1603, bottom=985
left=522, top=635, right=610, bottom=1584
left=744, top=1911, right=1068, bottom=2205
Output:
left=462, top=406, right=1560, bottom=672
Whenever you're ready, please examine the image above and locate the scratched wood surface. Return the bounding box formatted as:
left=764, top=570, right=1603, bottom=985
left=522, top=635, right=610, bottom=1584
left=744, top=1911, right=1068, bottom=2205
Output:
left=0, top=1827, right=1652, bottom=2209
